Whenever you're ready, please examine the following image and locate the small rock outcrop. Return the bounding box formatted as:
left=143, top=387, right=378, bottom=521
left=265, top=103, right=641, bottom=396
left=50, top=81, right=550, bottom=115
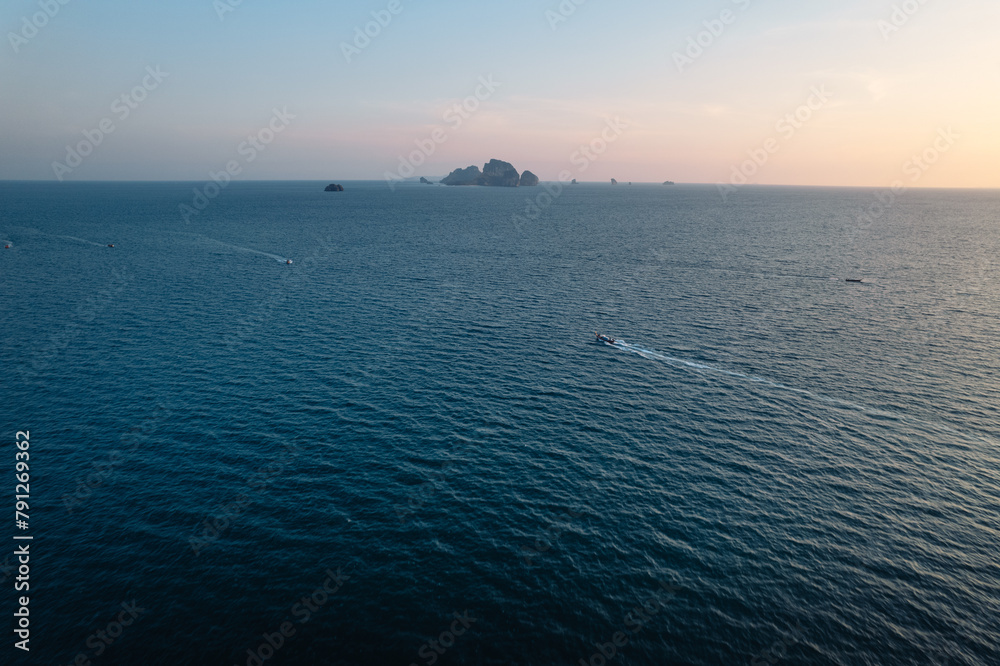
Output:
left=419, top=177, right=433, bottom=184
left=663, top=181, right=675, bottom=185
left=519, top=170, right=540, bottom=187
left=441, top=165, right=483, bottom=186
left=324, top=184, right=344, bottom=192
left=611, top=178, right=618, bottom=185
left=571, top=179, right=578, bottom=185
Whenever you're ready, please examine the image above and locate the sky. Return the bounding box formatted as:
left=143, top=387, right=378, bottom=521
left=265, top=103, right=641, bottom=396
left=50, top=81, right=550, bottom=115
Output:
left=1, top=0, right=998, bottom=187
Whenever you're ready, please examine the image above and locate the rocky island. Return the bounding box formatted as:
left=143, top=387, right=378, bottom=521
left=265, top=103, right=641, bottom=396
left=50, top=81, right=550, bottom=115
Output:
left=324, top=183, right=344, bottom=191
left=440, top=165, right=484, bottom=186
left=439, top=159, right=538, bottom=187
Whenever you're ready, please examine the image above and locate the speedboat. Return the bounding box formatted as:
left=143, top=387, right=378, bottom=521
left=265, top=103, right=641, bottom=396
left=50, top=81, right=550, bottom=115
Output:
left=595, top=332, right=617, bottom=344
left=286, top=259, right=293, bottom=265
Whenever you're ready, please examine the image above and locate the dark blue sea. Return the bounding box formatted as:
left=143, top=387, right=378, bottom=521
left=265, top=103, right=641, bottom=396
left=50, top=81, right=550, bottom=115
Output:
left=1, top=181, right=998, bottom=665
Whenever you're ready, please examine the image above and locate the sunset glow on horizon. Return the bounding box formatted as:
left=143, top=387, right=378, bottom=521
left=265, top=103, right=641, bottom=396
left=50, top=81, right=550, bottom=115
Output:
left=2, top=0, right=998, bottom=187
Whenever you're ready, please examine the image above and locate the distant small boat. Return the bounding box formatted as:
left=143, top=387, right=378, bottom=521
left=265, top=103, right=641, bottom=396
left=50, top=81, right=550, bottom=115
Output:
left=3, top=245, right=10, bottom=249
left=846, top=278, right=863, bottom=283
left=595, top=332, right=617, bottom=344
left=286, top=259, right=293, bottom=265
left=107, top=244, right=115, bottom=248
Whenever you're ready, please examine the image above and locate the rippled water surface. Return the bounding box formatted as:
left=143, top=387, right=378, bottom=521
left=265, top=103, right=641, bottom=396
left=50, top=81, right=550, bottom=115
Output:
left=1, top=181, right=998, bottom=665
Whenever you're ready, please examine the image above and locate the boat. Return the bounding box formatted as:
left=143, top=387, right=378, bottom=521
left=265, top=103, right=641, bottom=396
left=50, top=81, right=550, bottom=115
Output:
left=595, top=332, right=617, bottom=344
left=286, top=259, right=293, bottom=265
left=107, top=244, right=115, bottom=248
left=846, top=278, right=863, bottom=283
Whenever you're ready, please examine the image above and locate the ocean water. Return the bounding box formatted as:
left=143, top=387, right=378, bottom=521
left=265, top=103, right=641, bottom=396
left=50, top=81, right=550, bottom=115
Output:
left=1, top=181, right=998, bottom=665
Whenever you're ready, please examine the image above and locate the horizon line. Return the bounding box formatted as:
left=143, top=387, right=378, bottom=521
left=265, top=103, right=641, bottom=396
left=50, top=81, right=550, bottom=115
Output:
left=1, top=180, right=998, bottom=192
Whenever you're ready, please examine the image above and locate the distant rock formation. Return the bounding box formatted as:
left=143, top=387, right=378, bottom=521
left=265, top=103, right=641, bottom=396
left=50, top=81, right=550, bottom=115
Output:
left=441, top=159, right=530, bottom=187
left=441, top=165, right=483, bottom=186
left=571, top=179, right=578, bottom=185
left=663, top=181, right=675, bottom=185
left=324, top=184, right=344, bottom=191
left=419, top=177, right=433, bottom=184
left=611, top=178, right=618, bottom=185
left=480, top=159, right=520, bottom=187
left=519, top=170, right=539, bottom=187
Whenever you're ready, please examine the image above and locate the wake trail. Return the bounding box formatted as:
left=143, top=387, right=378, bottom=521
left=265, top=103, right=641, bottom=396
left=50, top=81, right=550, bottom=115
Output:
left=646, top=260, right=846, bottom=283
left=171, top=232, right=288, bottom=263
left=55, top=235, right=107, bottom=247
left=616, top=341, right=865, bottom=411
left=11, top=228, right=108, bottom=247
left=604, top=339, right=996, bottom=448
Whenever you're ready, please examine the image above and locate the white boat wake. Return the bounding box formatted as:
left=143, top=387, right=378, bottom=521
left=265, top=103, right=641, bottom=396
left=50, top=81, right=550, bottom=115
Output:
left=601, top=338, right=996, bottom=448
left=56, top=234, right=108, bottom=247
left=172, top=232, right=288, bottom=263
left=613, top=339, right=863, bottom=410
left=7, top=228, right=109, bottom=247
